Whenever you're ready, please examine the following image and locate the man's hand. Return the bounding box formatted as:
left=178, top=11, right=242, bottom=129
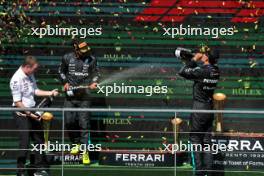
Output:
left=29, top=113, right=41, bottom=121
left=193, top=53, right=203, bottom=61
left=64, top=83, right=70, bottom=91
left=89, top=82, right=98, bottom=90
left=50, top=89, right=59, bottom=97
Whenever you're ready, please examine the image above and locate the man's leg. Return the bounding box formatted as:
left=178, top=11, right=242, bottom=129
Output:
left=30, top=119, right=48, bottom=172
left=64, top=100, right=80, bottom=144
left=203, top=115, right=214, bottom=176
left=14, top=113, right=30, bottom=175
left=77, top=100, right=91, bottom=164
left=78, top=100, right=91, bottom=145
left=190, top=112, right=204, bottom=176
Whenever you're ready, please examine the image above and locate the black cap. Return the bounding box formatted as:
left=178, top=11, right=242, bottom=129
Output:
left=199, top=46, right=219, bottom=64
left=72, top=39, right=90, bottom=53
left=207, top=48, right=219, bottom=64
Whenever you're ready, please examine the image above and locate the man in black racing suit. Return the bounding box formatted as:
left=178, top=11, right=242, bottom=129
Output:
left=178, top=47, right=220, bottom=176
left=58, top=40, right=100, bottom=164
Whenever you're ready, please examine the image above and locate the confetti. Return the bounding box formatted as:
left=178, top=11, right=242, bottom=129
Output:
left=114, top=112, right=121, bottom=117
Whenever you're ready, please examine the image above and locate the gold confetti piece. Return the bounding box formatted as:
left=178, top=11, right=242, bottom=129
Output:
left=162, top=137, right=167, bottom=140
left=250, top=62, right=257, bottom=68
left=140, top=135, right=144, bottom=138
left=114, top=112, right=121, bottom=117
left=153, top=27, right=158, bottom=32
left=207, top=15, right=212, bottom=19
left=41, top=21, right=46, bottom=26
left=156, top=80, right=162, bottom=85
left=164, top=127, right=168, bottom=132
left=115, top=46, right=121, bottom=51
left=233, top=28, right=238, bottom=33
left=127, top=136, right=131, bottom=139
left=238, top=79, right=242, bottom=82
left=244, top=82, right=250, bottom=89
left=243, top=28, right=249, bottom=32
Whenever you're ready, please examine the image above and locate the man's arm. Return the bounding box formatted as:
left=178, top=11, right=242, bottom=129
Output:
left=31, top=75, right=58, bottom=97
left=178, top=61, right=202, bottom=80
left=89, top=55, right=100, bottom=89
left=178, top=53, right=204, bottom=80
left=91, top=55, right=100, bottom=83
left=58, top=56, right=69, bottom=84
left=14, top=101, right=40, bottom=119
left=58, top=55, right=70, bottom=91
left=35, top=89, right=58, bottom=97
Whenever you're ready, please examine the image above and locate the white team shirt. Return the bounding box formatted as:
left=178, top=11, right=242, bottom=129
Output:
left=10, top=67, right=38, bottom=107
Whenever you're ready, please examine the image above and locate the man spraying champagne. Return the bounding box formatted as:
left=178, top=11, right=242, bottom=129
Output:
left=177, top=46, right=220, bottom=176
left=58, top=40, right=100, bottom=164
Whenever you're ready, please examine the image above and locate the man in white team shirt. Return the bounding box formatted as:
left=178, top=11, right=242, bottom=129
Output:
left=10, top=56, right=58, bottom=176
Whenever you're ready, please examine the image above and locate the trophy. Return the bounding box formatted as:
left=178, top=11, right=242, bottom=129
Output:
left=35, top=96, right=55, bottom=148
left=213, top=93, right=227, bottom=133
left=171, top=117, right=183, bottom=144
left=42, top=112, right=54, bottom=147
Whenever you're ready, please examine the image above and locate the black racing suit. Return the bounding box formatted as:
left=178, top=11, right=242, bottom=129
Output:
left=58, top=52, right=100, bottom=145
left=179, top=60, right=220, bottom=176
